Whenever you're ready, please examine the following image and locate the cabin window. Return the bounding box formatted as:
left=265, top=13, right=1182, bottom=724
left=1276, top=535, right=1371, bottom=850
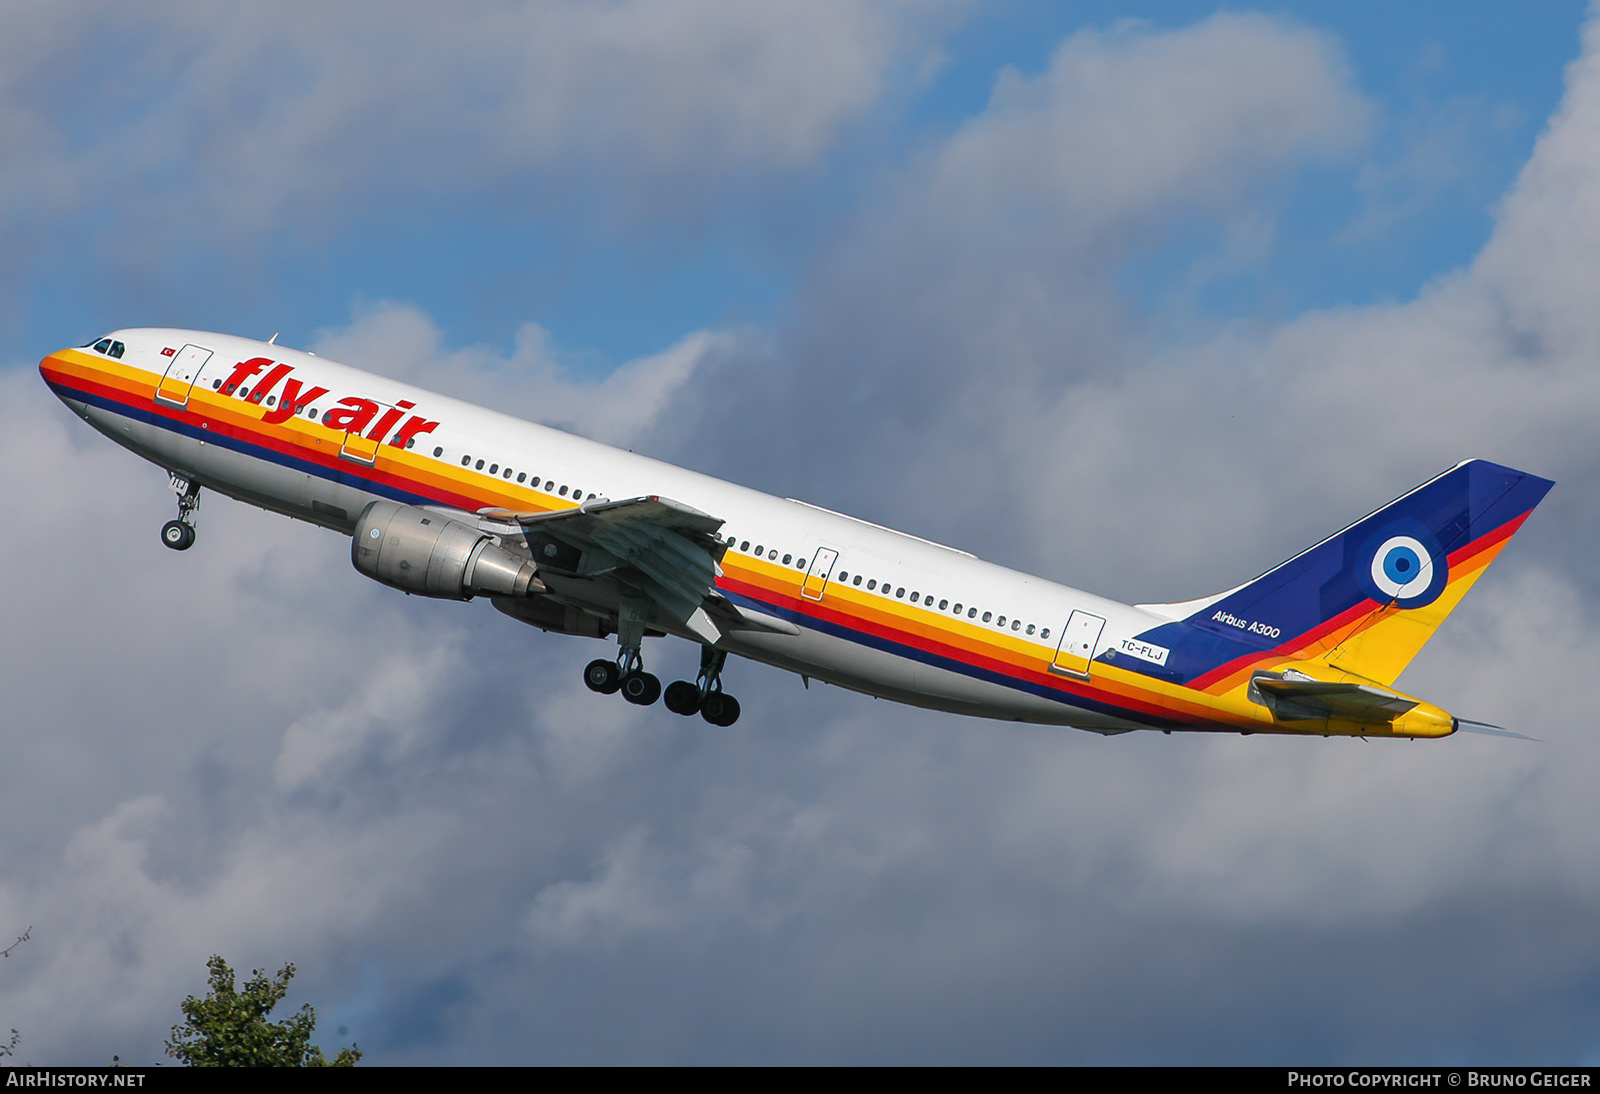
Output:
left=433, top=446, right=443, bottom=457
left=212, top=379, right=221, bottom=389
left=895, top=587, right=905, bottom=598
left=837, top=571, right=848, bottom=582
left=504, top=467, right=514, bottom=479
left=953, top=603, right=962, bottom=614
left=939, top=599, right=948, bottom=611
left=796, top=558, right=806, bottom=569
left=982, top=611, right=992, bottom=622
left=997, top=616, right=1006, bottom=627
left=1041, top=628, right=1051, bottom=640
left=754, top=545, right=764, bottom=556
left=768, top=549, right=778, bottom=560
left=867, top=579, right=876, bottom=591
left=910, top=592, right=919, bottom=603
left=559, top=485, right=568, bottom=496
left=1011, top=620, right=1021, bottom=631
left=517, top=472, right=525, bottom=483
left=968, top=608, right=978, bottom=619
left=474, top=459, right=484, bottom=470
left=740, top=540, right=750, bottom=552
left=461, top=455, right=471, bottom=466
left=782, top=554, right=792, bottom=566
left=1026, top=624, right=1035, bottom=635
left=853, top=575, right=862, bottom=586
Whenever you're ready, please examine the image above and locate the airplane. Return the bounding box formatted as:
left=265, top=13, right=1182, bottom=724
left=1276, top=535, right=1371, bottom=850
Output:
left=41, top=328, right=1553, bottom=737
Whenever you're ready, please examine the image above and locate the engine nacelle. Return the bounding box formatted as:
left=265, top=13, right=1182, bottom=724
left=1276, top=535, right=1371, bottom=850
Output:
left=352, top=500, right=543, bottom=600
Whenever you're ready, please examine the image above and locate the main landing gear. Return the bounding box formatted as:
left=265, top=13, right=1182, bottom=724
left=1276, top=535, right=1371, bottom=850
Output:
left=160, top=472, right=201, bottom=551
left=582, top=648, right=662, bottom=706
left=582, top=642, right=742, bottom=726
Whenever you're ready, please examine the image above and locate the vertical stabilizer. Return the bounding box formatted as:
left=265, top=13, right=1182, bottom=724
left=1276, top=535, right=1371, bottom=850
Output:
left=1136, top=460, right=1553, bottom=688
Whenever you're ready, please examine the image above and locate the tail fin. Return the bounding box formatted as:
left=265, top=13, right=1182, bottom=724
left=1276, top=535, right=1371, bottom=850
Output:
left=1140, top=460, right=1553, bottom=688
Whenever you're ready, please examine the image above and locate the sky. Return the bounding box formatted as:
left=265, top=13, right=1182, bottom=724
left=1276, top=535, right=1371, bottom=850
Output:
left=2, top=0, right=1598, bottom=1066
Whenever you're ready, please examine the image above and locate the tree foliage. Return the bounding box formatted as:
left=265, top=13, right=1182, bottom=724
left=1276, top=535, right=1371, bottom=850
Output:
left=166, top=955, right=360, bottom=1067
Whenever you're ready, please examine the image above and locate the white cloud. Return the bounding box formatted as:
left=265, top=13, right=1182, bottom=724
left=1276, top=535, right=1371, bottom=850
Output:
left=0, top=0, right=950, bottom=258
left=307, top=301, right=748, bottom=448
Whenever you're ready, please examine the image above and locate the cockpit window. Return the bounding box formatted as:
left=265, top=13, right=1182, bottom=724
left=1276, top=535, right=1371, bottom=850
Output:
left=110, top=341, right=124, bottom=358
left=88, top=337, right=125, bottom=359
left=93, top=338, right=112, bottom=354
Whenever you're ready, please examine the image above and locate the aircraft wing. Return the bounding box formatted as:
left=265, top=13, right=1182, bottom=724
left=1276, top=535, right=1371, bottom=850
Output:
left=1250, top=673, right=1420, bottom=724
left=479, top=496, right=793, bottom=643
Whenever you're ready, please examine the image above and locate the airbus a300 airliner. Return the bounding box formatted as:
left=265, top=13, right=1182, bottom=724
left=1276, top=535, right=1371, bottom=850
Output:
left=42, top=329, right=1552, bottom=736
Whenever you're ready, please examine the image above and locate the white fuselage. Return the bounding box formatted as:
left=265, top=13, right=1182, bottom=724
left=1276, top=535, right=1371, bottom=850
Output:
left=41, top=328, right=1277, bottom=735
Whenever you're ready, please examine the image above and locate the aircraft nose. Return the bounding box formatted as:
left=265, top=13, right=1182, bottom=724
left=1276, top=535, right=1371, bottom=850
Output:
left=39, top=348, right=69, bottom=395
left=40, top=347, right=90, bottom=416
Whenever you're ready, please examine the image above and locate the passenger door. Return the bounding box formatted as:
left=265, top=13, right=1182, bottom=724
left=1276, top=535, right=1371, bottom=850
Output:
left=154, top=344, right=213, bottom=409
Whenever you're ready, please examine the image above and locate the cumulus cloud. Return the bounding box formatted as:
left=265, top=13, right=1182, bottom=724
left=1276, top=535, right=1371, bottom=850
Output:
left=0, top=0, right=948, bottom=252
left=645, top=14, right=1373, bottom=544
left=307, top=301, right=750, bottom=449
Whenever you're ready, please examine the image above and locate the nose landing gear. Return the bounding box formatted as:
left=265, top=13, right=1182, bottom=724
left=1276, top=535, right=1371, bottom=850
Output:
left=160, top=473, right=201, bottom=551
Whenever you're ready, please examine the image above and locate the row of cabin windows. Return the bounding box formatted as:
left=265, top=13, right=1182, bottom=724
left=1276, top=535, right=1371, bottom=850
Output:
left=447, top=449, right=593, bottom=501
left=719, top=538, right=1051, bottom=642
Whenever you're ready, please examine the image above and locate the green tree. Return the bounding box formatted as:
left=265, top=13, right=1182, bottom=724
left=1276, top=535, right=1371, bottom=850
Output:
left=166, top=955, right=361, bottom=1067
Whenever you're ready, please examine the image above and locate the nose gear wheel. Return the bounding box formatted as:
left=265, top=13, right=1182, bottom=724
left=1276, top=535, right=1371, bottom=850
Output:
left=161, top=472, right=201, bottom=551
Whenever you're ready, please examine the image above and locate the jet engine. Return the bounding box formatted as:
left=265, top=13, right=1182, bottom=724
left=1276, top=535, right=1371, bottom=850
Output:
left=352, top=500, right=543, bottom=600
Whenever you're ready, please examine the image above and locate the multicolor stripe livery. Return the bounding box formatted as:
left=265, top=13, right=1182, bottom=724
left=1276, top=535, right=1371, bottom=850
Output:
left=42, top=328, right=1553, bottom=737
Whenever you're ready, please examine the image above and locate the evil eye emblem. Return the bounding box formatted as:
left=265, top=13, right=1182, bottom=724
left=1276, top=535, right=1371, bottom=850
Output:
left=1370, top=535, right=1434, bottom=600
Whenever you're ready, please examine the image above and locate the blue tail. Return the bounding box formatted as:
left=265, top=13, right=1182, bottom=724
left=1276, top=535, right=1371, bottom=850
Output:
left=1131, top=460, right=1553, bottom=688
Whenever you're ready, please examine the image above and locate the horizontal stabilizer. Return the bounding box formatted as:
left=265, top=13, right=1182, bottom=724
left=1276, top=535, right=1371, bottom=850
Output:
left=1250, top=672, right=1417, bottom=724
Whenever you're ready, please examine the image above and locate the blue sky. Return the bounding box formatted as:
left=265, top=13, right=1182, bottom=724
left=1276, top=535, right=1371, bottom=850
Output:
left=5, top=1, right=1600, bottom=1066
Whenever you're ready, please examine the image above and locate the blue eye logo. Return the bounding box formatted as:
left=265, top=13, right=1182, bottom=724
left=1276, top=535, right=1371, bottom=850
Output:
left=1371, top=536, right=1431, bottom=598
left=1359, top=527, right=1447, bottom=608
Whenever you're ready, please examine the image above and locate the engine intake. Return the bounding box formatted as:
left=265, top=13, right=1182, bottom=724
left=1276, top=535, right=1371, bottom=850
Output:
left=352, top=500, right=543, bottom=600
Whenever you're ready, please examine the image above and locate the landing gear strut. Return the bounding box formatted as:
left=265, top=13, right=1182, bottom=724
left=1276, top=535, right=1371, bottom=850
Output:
left=161, top=472, right=200, bottom=551
left=664, top=646, right=741, bottom=726
left=583, top=596, right=662, bottom=706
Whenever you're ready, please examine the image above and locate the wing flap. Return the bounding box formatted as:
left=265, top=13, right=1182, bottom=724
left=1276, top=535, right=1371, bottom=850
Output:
left=479, top=496, right=729, bottom=639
